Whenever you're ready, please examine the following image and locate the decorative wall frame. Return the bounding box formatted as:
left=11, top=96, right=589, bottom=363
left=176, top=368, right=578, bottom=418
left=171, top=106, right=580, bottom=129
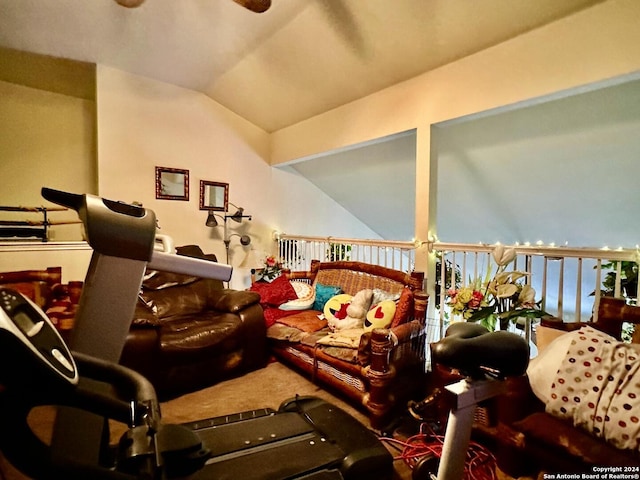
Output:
left=199, top=180, right=229, bottom=211
left=156, top=166, right=189, bottom=201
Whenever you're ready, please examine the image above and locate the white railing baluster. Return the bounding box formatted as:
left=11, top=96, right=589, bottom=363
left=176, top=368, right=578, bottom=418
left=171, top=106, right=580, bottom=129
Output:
left=557, top=257, right=565, bottom=319
left=576, top=258, right=583, bottom=322
left=275, top=234, right=639, bottom=339
left=615, top=260, right=622, bottom=298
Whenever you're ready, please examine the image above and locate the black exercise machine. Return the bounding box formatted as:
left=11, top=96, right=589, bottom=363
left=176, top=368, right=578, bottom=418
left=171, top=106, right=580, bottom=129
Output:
left=0, top=188, right=393, bottom=480
left=409, top=322, right=529, bottom=480
left=0, top=188, right=529, bottom=480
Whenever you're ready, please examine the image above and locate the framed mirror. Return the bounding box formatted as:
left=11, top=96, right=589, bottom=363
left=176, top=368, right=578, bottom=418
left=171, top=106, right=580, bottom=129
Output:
left=156, top=166, right=189, bottom=201
left=200, top=180, right=229, bottom=211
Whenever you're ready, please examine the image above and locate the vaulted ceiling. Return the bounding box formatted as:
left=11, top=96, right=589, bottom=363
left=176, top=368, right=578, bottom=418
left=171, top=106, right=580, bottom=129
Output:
left=0, top=0, right=607, bottom=241
left=0, top=0, right=603, bottom=132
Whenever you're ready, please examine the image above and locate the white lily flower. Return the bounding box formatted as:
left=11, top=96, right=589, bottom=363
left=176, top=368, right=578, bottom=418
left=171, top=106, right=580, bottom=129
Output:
left=496, top=283, right=518, bottom=298
left=518, top=284, right=536, bottom=306
left=493, top=245, right=517, bottom=267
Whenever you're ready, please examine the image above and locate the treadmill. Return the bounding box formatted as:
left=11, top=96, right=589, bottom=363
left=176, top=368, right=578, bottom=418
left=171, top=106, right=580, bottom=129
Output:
left=0, top=187, right=393, bottom=480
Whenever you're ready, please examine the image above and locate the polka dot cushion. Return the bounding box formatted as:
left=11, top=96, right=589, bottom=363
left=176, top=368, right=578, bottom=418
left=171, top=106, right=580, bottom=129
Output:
left=546, top=326, right=640, bottom=452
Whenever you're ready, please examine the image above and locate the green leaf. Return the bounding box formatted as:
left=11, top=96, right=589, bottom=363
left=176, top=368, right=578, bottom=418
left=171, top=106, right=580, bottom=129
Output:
left=479, top=314, right=497, bottom=331
left=467, top=306, right=496, bottom=322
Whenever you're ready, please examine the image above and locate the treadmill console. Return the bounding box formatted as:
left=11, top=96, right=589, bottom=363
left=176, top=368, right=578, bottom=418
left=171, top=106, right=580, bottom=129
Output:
left=0, top=288, right=77, bottom=385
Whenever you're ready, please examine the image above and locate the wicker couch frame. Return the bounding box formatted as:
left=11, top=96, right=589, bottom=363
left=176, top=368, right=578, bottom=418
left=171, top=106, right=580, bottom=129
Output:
left=270, top=260, right=428, bottom=430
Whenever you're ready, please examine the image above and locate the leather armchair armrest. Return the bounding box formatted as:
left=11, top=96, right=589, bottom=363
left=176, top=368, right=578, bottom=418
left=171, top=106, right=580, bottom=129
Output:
left=209, top=289, right=261, bottom=313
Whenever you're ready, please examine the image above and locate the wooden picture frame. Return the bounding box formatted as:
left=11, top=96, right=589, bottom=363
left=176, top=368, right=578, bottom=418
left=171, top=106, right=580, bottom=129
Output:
left=156, top=167, right=189, bottom=201
left=199, top=180, right=229, bottom=211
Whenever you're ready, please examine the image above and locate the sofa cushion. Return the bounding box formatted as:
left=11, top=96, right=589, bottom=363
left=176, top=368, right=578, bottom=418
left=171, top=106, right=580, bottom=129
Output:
left=140, top=280, right=210, bottom=319
left=276, top=310, right=327, bottom=332
left=317, top=328, right=364, bottom=348
left=266, top=322, right=308, bottom=343
left=159, top=312, right=242, bottom=359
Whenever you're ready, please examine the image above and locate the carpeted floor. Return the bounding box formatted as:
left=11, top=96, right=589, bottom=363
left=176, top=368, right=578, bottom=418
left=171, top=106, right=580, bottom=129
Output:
left=0, top=360, right=525, bottom=480
left=0, top=360, right=416, bottom=479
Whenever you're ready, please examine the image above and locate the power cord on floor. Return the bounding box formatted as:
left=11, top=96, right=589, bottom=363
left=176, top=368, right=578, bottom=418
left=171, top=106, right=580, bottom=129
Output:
left=379, top=422, right=498, bottom=480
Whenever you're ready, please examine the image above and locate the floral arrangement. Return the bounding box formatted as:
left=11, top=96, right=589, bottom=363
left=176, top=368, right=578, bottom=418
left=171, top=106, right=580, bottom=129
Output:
left=258, top=255, right=282, bottom=282
left=446, top=245, right=547, bottom=331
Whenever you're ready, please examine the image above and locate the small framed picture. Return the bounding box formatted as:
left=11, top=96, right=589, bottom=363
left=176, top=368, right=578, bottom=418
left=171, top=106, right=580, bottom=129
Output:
left=156, top=166, right=189, bottom=201
left=200, top=180, right=229, bottom=211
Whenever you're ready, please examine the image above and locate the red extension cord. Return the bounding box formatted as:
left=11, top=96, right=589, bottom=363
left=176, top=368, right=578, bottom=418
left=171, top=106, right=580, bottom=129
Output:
left=380, top=422, right=498, bottom=480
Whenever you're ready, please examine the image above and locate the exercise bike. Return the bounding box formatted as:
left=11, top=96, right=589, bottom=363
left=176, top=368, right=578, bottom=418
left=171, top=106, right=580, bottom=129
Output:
left=407, top=322, right=529, bottom=480
left=0, top=188, right=393, bottom=480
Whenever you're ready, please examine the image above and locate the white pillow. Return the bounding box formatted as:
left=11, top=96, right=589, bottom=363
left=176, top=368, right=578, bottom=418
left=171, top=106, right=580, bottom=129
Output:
left=279, top=281, right=316, bottom=311
left=528, top=329, right=589, bottom=404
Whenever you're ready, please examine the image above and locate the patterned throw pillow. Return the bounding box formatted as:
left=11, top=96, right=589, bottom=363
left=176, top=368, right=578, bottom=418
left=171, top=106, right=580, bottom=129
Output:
left=312, top=283, right=342, bottom=311
left=279, top=281, right=316, bottom=311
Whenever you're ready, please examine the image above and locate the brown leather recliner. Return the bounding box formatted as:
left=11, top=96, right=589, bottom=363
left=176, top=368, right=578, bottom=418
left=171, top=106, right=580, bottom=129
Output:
left=119, top=246, right=267, bottom=398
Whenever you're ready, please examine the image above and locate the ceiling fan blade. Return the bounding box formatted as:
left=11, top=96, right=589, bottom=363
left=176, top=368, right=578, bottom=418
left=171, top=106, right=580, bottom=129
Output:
left=232, top=0, right=272, bottom=13
left=114, top=0, right=145, bottom=7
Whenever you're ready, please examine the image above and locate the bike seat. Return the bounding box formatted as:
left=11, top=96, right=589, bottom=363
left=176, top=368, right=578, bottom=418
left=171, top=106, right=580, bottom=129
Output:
left=430, top=322, right=529, bottom=379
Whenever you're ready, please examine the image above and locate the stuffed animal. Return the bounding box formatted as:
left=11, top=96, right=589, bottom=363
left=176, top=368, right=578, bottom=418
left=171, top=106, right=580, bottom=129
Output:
left=345, top=289, right=374, bottom=325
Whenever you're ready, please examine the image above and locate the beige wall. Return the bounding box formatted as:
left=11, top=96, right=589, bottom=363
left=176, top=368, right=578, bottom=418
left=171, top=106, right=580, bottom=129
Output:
left=1, top=64, right=379, bottom=287
left=270, top=0, right=640, bottom=274
left=4, top=0, right=640, bottom=287
left=96, top=66, right=379, bottom=289
left=0, top=80, right=96, bottom=241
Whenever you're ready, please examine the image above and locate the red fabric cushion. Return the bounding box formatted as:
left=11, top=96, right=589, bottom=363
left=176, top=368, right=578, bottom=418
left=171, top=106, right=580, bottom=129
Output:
left=263, top=308, right=301, bottom=328
left=391, top=286, right=414, bottom=328
left=250, top=275, right=297, bottom=308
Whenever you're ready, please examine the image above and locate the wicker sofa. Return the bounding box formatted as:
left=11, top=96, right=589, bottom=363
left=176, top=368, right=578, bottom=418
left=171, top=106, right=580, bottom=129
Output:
left=261, top=260, right=428, bottom=430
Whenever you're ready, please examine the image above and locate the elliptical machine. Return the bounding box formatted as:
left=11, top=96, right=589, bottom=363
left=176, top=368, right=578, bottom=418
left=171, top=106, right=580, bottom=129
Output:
left=0, top=188, right=393, bottom=480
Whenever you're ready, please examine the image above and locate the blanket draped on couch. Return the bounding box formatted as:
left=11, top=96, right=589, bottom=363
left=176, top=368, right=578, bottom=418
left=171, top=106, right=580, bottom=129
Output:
left=546, top=326, right=640, bottom=453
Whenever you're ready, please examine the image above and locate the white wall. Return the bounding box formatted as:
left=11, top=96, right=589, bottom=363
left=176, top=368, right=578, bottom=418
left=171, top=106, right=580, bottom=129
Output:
left=435, top=77, right=640, bottom=248
left=96, top=66, right=379, bottom=289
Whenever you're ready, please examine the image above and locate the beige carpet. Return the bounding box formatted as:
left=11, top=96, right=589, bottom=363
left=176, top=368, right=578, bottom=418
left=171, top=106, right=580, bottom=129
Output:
left=0, top=361, right=413, bottom=479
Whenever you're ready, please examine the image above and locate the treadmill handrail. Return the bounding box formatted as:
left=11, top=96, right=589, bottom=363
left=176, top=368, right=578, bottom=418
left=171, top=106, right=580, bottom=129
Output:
left=149, top=250, right=232, bottom=282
